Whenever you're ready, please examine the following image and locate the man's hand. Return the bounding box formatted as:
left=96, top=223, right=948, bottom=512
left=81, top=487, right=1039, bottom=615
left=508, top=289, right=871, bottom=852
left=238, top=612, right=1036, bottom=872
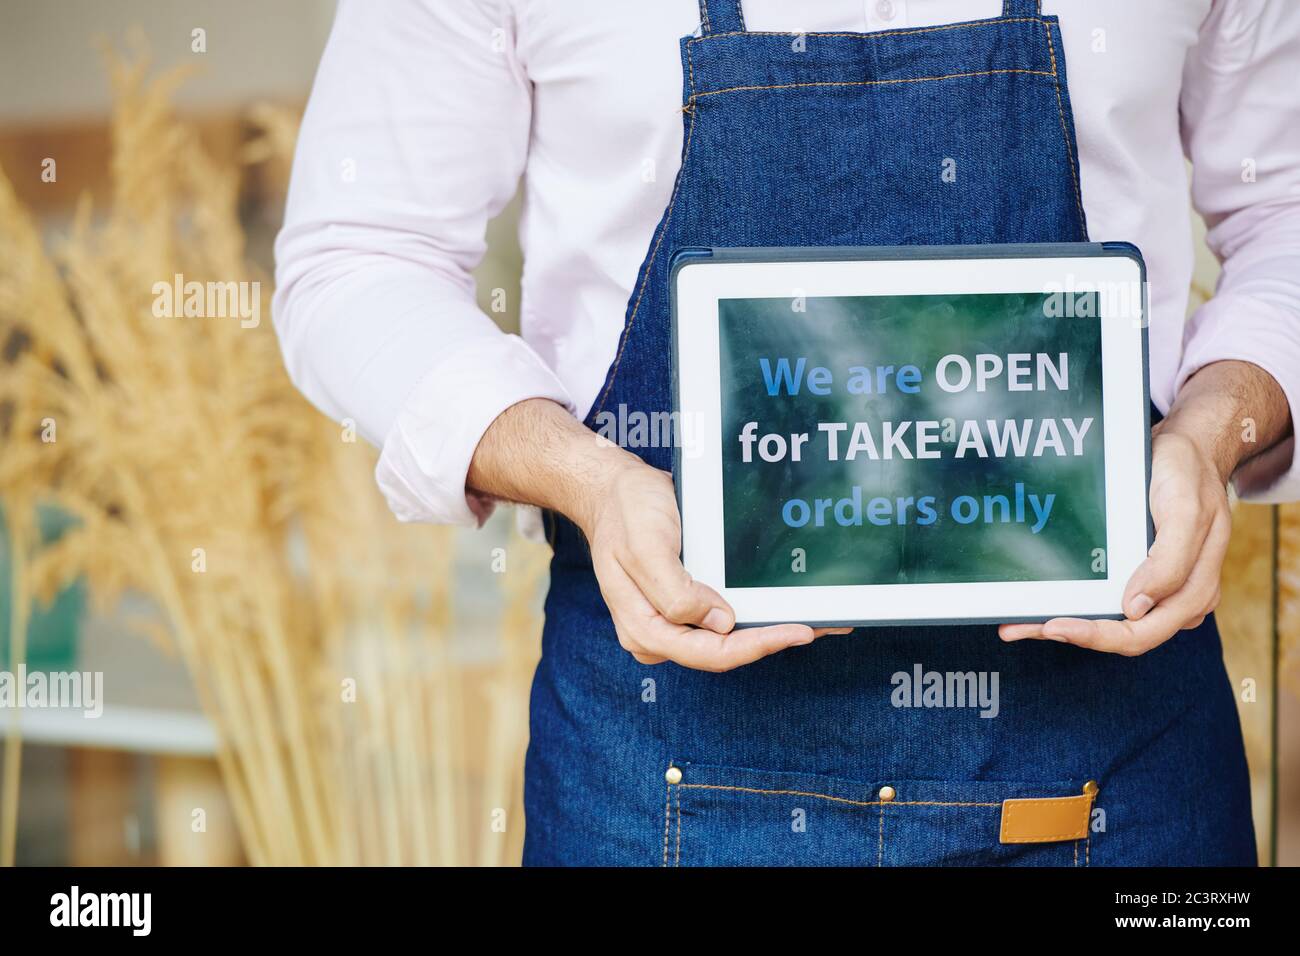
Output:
left=578, top=457, right=849, bottom=670
left=468, top=399, right=847, bottom=671
left=1000, top=360, right=1291, bottom=656
left=1000, top=431, right=1230, bottom=654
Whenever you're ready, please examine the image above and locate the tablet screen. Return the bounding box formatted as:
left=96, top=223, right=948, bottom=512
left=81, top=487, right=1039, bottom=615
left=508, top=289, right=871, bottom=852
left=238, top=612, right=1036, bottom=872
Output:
left=718, top=290, right=1107, bottom=588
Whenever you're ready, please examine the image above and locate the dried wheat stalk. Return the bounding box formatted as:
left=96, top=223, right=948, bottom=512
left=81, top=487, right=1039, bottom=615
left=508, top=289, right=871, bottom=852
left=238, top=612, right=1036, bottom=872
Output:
left=0, top=57, right=544, bottom=866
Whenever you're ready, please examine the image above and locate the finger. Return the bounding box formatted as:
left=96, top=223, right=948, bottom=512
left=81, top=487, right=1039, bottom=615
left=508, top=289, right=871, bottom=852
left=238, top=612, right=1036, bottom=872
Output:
left=1044, top=524, right=1229, bottom=654
left=595, top=556, right=674, bottom=659
left=1043, top=547, right=1220, bottom=653
left=635, top=616, right=817, bottom=672
left=597, top=557, right=767, bottom=670
left=1000, top=622, right=1052, bottom=642
left=599, top=547, right=833, bottom=670
left=1037, top=611, right=1174, bottom=655
left=622, top=543, right=735, bottom=632
left=1162, top=519, right=1230, bottom=631
left=1009, top=497, right=1229, bottom=652
left=1000, top=623, right=1074, bottom=643
left=1143, top=507, right=1231, bottom=621
left=1123, top=495, right=1215, bottom=618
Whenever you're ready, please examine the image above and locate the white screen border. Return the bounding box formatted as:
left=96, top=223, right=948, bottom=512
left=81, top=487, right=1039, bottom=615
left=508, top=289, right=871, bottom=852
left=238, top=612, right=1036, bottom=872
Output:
left=673, top=250, right=1150, bottom=626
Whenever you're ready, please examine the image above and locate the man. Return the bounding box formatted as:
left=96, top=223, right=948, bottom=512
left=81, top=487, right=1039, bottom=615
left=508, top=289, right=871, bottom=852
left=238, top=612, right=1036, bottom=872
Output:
left=275, top=0, right=1297, bottom=865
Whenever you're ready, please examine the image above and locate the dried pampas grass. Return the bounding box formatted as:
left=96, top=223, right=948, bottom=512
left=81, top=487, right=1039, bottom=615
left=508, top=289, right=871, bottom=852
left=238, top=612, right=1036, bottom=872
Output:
left=0, top=56, right=546, bottom=865
left=1280, top=506, right=1300, bottom=691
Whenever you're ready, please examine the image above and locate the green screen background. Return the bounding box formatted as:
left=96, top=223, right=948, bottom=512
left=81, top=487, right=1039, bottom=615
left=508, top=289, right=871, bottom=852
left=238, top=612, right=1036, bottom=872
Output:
left=718, top=292, right=1106, bottom=588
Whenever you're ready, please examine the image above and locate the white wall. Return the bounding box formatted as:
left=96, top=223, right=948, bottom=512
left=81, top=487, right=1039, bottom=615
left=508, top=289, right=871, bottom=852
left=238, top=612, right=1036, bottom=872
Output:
left=0, top=0, right=337, bottom=123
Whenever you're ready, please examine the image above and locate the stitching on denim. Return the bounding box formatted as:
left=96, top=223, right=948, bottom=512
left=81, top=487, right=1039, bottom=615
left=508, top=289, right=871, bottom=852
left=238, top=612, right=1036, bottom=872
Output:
left=691, top=69, right=1055, bottom=102
left=686, top=35, right=698, bottom=105
left=588, top=84, right=698, bottom=422
left=1084, top=789, right=1095, bottom=865
left=676, top=780, right=1092, bottom=862
left=1045, top=20, right=1087, bottom=235
left=686, top=18, right=1043, bottom=47
left=675, top=784, right=682, bottom=866
left=877, top=804, right=885, bottom=867
left=698, top=0, right=710, bottom=35
left=662, top=771, right=672, bottom=867
left=680, top=783, right=879, bottom=807
left=678, top=782, right=1002, bottom=808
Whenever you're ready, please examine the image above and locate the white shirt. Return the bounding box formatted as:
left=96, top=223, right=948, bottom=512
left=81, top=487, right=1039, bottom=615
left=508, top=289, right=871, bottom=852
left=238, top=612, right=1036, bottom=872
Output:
left=273, top=0, right=1300, bottom=527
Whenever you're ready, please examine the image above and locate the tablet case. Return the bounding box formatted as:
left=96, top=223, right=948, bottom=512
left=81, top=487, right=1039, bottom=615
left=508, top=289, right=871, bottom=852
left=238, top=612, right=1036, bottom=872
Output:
left=668, top=242, right=1152, bottom=628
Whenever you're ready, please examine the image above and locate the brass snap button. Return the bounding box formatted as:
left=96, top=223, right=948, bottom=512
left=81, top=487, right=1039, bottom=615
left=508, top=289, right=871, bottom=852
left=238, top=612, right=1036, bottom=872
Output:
left=665, top=766, right=683, bottom=785
left=1083, top=779, right=1099, bottom=796
left=878, top=785, right=896, bottom=802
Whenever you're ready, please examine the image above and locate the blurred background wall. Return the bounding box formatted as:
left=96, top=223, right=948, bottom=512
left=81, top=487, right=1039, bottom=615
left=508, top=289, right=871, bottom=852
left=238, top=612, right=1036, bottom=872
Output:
left=0, top=0, right=537, bottom=867
left=0, top=1, right=335, bottom=121
left=0, top=0, right=1296, bottom=866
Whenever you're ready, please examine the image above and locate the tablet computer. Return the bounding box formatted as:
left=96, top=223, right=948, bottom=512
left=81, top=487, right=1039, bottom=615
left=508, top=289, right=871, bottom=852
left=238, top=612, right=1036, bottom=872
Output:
left=670, top=243, right=1151, bottom=627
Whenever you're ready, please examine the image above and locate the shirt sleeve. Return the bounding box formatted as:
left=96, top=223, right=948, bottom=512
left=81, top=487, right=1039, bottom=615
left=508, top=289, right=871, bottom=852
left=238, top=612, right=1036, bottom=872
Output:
left=272, top=0, right=574, bottom=527
left=1177, top=0, right=1300, bottom=503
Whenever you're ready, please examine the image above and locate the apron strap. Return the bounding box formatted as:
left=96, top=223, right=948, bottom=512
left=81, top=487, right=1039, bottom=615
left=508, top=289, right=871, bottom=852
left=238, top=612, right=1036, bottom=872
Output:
left=1001, top=0, right=1043, bottom=16
left=698, top=0, right=746, bottom=36
left=699, top=1, right=1039, bottom=35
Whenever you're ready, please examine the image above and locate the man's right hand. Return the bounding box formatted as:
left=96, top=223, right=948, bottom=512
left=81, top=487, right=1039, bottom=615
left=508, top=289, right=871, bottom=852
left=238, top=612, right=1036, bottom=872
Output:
left=467, top=399, right=846, bottom=672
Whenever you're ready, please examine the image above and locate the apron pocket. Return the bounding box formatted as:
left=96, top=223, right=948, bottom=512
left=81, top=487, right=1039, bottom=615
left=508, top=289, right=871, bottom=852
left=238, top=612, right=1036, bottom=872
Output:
left=663, top=762, right=1093, bottom=867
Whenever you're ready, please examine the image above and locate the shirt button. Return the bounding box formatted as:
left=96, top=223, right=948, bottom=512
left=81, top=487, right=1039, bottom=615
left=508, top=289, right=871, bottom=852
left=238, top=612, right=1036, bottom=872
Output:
left=878, top=785, right=897, bottom=802
left=665, top=766, right=683, bottom=785
left=876, top=0, right=897, bottom=21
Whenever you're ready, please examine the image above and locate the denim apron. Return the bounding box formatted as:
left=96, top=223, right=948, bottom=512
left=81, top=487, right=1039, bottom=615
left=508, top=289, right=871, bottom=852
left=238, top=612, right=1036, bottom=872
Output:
left=524, top=0, right=1256, bottom=866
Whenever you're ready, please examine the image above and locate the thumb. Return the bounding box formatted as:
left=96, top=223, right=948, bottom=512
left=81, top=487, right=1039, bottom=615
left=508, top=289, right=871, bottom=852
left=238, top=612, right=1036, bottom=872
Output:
left=622, top=544, right=735, bottom=633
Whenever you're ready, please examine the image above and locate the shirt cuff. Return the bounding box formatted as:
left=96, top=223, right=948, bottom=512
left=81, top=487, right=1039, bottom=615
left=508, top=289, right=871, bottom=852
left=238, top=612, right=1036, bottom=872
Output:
left=1176, top=293, right=1300, bottom=503
left=375, top=335, right=575, bottom=525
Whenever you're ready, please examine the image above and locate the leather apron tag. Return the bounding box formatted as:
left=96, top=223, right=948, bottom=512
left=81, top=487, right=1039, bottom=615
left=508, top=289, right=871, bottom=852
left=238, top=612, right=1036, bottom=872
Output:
left=1000, top=791, right=1094, bottom=844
